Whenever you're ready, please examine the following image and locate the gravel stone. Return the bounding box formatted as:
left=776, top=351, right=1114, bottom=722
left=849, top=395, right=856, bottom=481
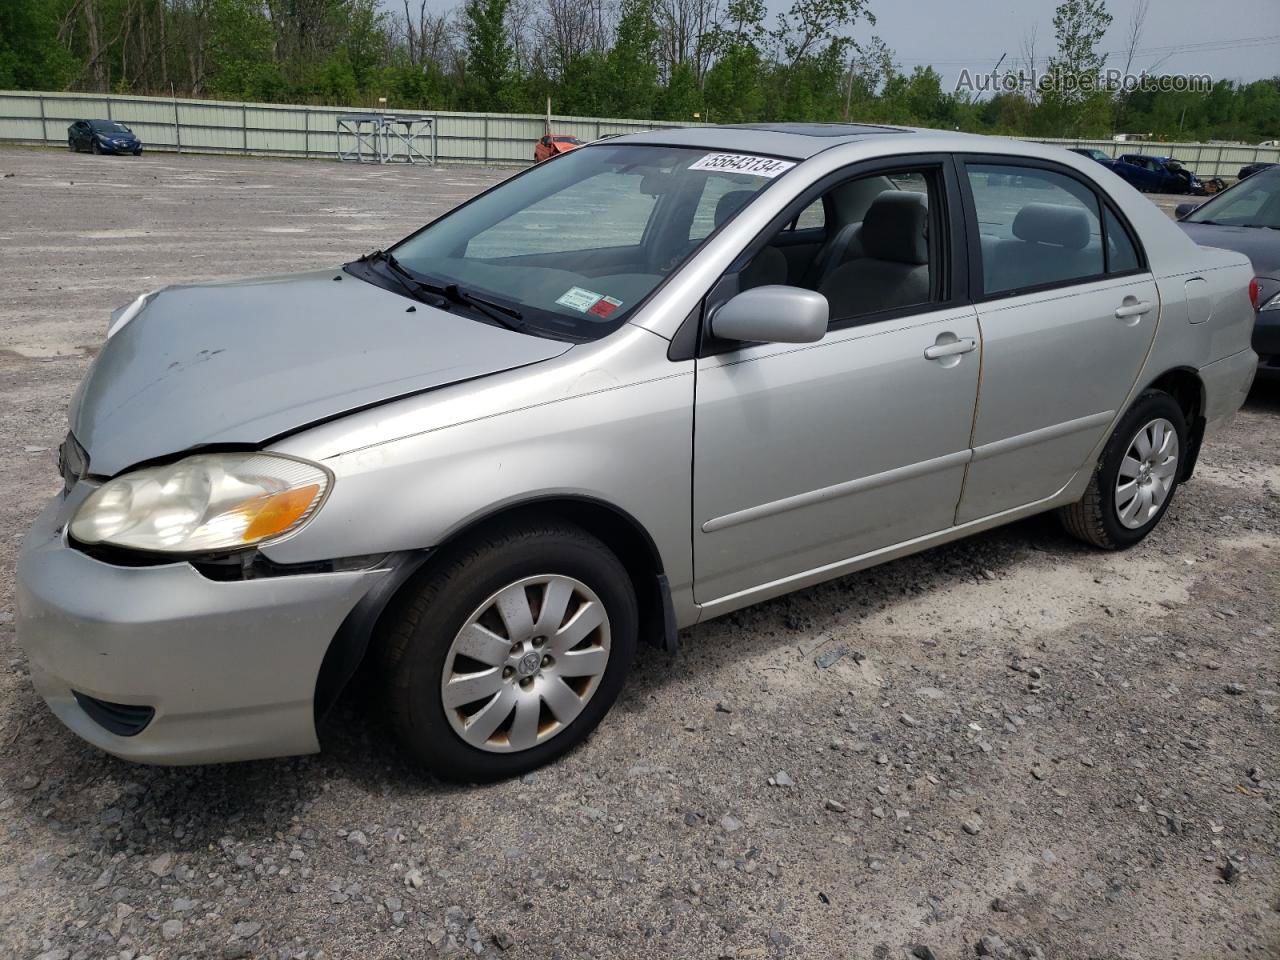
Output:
left=146, top=853, right=173, bottom=877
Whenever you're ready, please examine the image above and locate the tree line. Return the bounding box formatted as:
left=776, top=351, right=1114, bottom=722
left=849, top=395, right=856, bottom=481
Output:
left=2, top=0, right=1277, bottom=144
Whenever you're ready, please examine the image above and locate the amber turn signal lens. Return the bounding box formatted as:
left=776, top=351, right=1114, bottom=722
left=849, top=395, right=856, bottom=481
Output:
left=240, top=484, right=322, bottom=542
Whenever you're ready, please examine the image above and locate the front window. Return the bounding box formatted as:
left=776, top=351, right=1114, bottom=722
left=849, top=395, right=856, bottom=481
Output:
left=355, top=144, right=791, bottom=341
left=1183, top=170, right=1280, bottom=228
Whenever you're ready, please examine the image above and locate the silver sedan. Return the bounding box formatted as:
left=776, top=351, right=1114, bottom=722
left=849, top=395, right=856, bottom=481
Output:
left=16, top=124, right=1258, bottom=780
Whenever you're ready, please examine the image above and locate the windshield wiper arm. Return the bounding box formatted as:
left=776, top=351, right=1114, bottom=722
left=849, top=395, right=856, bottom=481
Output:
left=442, top=284, right=526, bottom=332
left=358, top=250, right=527, bottom=332
left=358, top=249, right=448, bottom=306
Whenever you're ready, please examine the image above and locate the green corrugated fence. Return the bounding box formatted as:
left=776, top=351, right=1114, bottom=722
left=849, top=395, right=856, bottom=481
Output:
left=0, top=90, right=700, bottom=166
left=2, top=90, right=1278, bottom=176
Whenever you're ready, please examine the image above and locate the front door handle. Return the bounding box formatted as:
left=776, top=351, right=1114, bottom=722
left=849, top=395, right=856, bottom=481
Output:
left=924, top=337, right=977, bottom=360
left=1115, top=300, right=1152, bottom=319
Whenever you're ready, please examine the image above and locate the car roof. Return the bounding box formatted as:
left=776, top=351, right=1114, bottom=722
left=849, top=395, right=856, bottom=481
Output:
left=604, top=122, right=991, bottom=160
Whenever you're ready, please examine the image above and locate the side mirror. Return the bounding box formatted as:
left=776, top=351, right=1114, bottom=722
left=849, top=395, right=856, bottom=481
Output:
left=1174, top=202, right=1199, bottom=219
left=711, top=285, right=829, bottom=344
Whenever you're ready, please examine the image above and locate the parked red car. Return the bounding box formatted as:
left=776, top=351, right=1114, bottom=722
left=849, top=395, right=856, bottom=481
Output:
left=534, top=134, right=584, bottom=163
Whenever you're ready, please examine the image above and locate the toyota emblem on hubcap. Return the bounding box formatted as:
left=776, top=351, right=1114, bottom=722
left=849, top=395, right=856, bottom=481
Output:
left=517, top=651, right=542, bottom=677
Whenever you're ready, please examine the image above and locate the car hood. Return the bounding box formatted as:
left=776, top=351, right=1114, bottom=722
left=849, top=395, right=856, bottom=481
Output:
left=1177, top=222, right=1280, bottom=278
left=71, top=268, right=572, bottom=476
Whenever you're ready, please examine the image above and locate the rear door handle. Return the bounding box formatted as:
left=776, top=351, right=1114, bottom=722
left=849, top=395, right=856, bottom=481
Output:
left=924, top=337, right=977, bottom=360
left=1115, top=300, right=1152, bottom=319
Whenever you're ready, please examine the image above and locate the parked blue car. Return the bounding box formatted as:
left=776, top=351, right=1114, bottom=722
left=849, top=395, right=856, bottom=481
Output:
left=67, top=119, right=143, bottom=156
left=1114, top=155, right=1211, bottom=195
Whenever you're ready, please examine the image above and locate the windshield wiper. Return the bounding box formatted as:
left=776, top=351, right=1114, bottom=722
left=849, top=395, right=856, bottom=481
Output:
left=357, top=249, right=447, bottom=306
left=442, top=284, right=526, bottom=332
left=357, top=250, right=527, bottom=332
left=1241, top=223, right=1279, bottom=230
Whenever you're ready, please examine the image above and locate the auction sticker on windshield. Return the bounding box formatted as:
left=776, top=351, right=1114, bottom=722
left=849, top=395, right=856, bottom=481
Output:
left=688, top=153, right=796, bottom=178
left=555, top=286, right=606, bottom=312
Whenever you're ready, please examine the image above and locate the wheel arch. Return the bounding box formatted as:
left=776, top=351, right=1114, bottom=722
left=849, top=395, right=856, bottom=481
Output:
left=1142, top=366, right=1206, bottom=481
left=313, top=495, right=676, bottom=723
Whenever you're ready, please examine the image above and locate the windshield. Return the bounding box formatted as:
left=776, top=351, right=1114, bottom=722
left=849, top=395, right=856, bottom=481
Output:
left=362, top=144, right=791, bottom=340
left=1184, top=169, right=1280, bottom=227
left=90, top=120, right=132, bottom=134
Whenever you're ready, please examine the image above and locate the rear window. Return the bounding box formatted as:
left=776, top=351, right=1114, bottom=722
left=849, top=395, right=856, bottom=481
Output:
left=966, top=163, right=1104, bottom=296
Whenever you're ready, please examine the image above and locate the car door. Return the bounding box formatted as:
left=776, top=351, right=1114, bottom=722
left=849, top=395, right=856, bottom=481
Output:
left=953, top=156, right=1158, bottom=523
left=71, top=122, right=86, bottom=149
left=692, top=158, right=982, bottom=606
left=1119, top=156, right=1153, bottom=192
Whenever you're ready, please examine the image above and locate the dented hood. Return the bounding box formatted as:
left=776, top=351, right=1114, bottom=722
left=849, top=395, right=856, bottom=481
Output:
left=72, top=269, right=571, bottom=476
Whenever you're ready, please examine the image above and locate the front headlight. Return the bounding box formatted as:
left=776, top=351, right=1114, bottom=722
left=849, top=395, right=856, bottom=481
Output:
left=70, top=453, right=331, bottom=554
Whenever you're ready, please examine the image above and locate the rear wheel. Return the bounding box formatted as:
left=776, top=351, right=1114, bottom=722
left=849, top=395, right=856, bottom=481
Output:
left=1059, top=390, right=1187, bottom=549
left=379, top=519, right=637, bottom=781
left=67, top=138, right=75, bottom=152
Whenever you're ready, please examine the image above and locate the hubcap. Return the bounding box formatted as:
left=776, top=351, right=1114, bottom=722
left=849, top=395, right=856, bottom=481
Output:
left=1114, top=417, right=1179, bottom=529
left=441, top=575, right=611, bottom=753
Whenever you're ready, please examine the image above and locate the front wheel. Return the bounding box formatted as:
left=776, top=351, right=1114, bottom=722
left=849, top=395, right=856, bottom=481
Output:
left=379, top=519, right=637, bottom=781
left=1059, top=390, right=1187, bottom=549
left=91, top=140, right=102, bottom=154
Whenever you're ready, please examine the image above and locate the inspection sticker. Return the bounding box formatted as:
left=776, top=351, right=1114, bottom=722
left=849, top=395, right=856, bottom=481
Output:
left=688, top=153, right=796, bottom=178
left=588, top=296, right=623, bottom=318
left=555, top=286, right=604, bottom=312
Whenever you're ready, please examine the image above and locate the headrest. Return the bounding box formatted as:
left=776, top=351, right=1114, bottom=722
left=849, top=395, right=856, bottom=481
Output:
left=861, top=191, right=929, bottom=265
left=714, top=190, right=757, bottom=228
left=1012, top=202, right=1091, bottom=250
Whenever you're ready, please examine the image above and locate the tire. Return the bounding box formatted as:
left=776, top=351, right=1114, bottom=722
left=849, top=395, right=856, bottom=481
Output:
left=379, top=519, right=637, bottom=782
left=91, top=140, right=102, bottom=155
left=1058, top=390, right=1187, bottom=549
left=67, top=139, right=75, bottom=152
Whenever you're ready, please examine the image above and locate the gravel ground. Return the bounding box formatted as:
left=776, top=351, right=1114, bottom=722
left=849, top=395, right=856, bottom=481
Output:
left=1, top=146, right=1277, bottom=960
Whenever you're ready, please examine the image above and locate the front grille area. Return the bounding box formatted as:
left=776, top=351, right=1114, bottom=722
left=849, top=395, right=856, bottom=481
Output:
left=72, top=691, right=155, bottom=737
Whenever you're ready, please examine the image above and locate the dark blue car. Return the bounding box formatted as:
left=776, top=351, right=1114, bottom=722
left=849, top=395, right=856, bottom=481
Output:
left=67, top=119, right=143, bottom=156
left=1114, top=154, right=1205, bottom=194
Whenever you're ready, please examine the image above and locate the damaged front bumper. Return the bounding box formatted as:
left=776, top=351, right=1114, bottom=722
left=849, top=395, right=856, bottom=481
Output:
left=15, top=487, right=395, bottom=765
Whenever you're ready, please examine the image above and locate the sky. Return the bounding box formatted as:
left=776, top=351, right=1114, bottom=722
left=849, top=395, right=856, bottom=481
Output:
left=382, top=0, right=1280, bottom=91
left=869, top=0, right=1280, bottom=92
